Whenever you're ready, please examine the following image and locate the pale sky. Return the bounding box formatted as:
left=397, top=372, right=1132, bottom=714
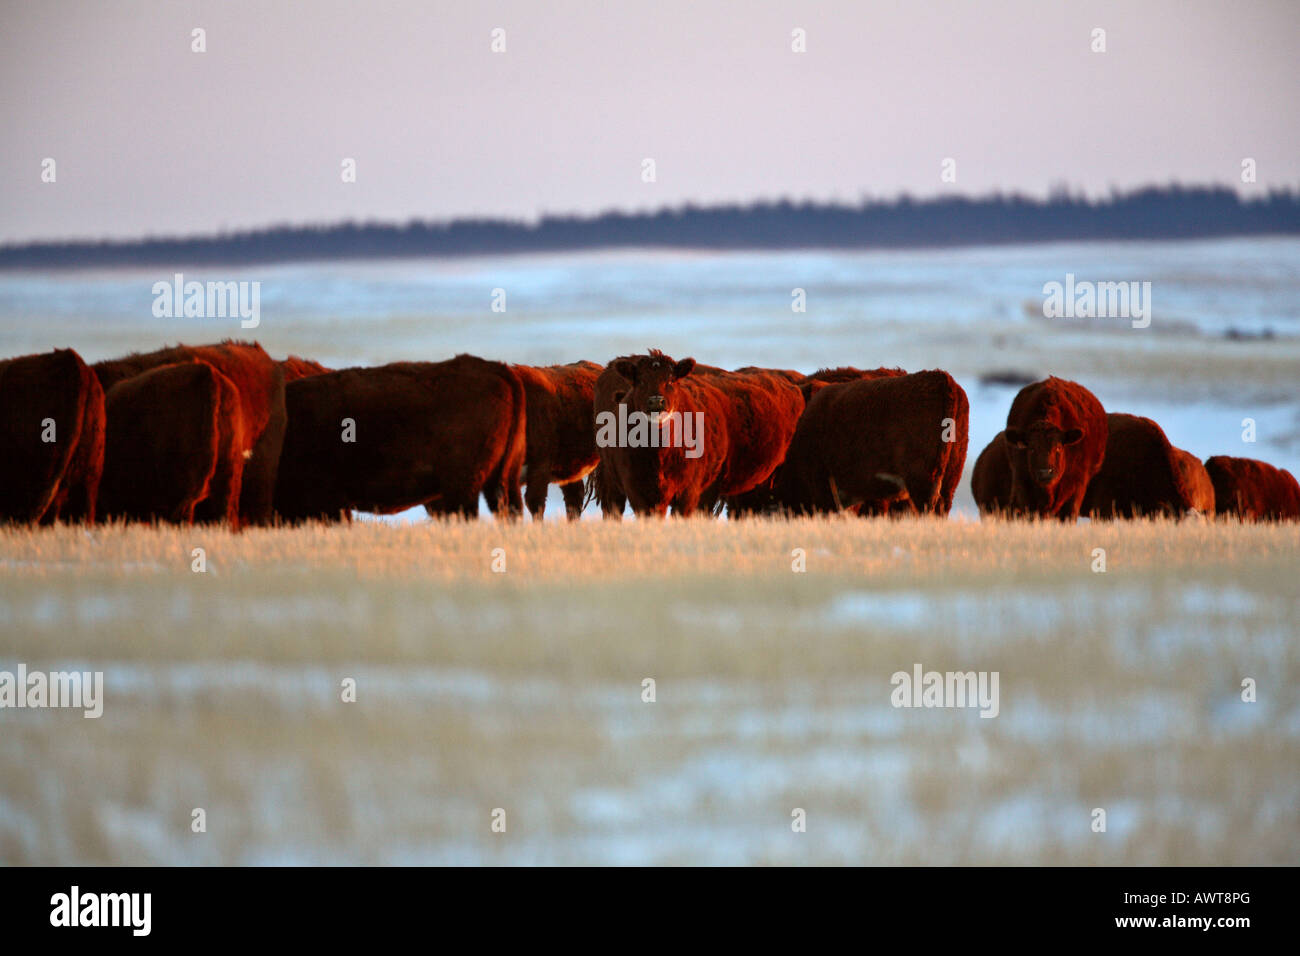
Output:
left=1, top=0, right=1297, bottom=242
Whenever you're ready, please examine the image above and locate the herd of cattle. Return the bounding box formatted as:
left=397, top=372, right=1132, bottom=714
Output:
left=1, top=340, right=1298, bottom=528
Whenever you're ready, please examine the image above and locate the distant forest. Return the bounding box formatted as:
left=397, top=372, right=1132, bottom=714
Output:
left=3, top=185, right=1298, bottom=269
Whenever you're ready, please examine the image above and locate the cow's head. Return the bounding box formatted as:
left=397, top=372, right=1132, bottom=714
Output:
left=1005, top=422, right=1083, bottom=487
left=612, top=352, right=696, bottom=423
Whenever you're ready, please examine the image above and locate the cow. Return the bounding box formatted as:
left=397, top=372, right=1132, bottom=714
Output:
left=273, top=354, right=526, bottom=522
left=510, top=361, right=601, bottom=520
left=1003, top=376, right=1108, bottom=520
left=725, top=366, right=907, bottom=518
left=280, top=355, right=332, bottom=381
left=778, top=370, right=968, bottom=516
left=971, top=431, right=1016, bottom=517
left=591, top=351, right=803, bottom=517
left=0, top=348, right=104, bottom=524
left=1082, top=414, right=1204, bottom=519
left=98, top=362, right=243, bottom=525
left=1204, top=456, right=1300, bottom=521
left=94, top=341, right=286, bottom=525
left=586, top=355, right=730, bottom=519
left=1172, top=448, right=1215, bottom=517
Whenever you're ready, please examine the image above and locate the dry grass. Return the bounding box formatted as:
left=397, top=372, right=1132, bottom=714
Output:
left=1, top=517, right=1297, bottom=865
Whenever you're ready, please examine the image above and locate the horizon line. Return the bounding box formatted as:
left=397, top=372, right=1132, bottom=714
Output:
left=6, top=181, right=1298, bottom=252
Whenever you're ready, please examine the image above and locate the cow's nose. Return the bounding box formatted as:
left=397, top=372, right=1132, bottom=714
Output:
left=646, top=395, right=666, bottom=412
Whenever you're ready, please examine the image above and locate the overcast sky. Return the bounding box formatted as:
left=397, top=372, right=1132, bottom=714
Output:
left=2, top=0, right=1297, bottom=242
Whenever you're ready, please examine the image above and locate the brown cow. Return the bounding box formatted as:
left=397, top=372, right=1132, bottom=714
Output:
left=94, top=341, right=286, bottom=525
left=586, top=355, right=731, bottom=519
left=1204, top=456, right=1300, bottom=521
left=511, top=361, right=601, bottom=519
left=1003, top=377, right=1108, bottom=520
left=726, top=366, right=907, bottom=517
left=0, top=348, right=104, bottom=524
left=971, top=431, right=1017, bottom=517
left=274, top=354, right=526, bottom=522
left=592, top=351, right=803, bottom=517
left=1172, top=448, right=1215, bottom=516
left=1082, top=414, right=1203, bottom=519
left=280, top=355, right=332, bottom=381
left=779, top=370, right=969, bottom=516
left=98, top=362, right=243, bottom=525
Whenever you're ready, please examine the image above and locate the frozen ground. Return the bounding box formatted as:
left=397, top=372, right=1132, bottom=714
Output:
left=1, top=519, right=1297, bottom=865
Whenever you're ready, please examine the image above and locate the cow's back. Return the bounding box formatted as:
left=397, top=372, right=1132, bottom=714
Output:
left=280, top=356, right=331, bottom=382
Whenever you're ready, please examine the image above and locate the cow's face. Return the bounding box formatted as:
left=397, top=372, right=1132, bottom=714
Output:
left=1006, top=423, right=1083, bottom=487
left=612, top=353, right=695, bottom=423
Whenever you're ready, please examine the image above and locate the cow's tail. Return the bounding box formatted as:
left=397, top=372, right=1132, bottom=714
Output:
left=827, top=473, right=846, bottom=512
left=583, top=459, right=626, bottom=519
left=485, top=363, right=527, bottom=519
left=582, top=463, right=602, bottom=511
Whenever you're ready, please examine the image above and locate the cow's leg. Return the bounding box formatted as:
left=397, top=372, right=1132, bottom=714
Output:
left=671, top=488, right=701, bottom=517
left=525, top=464, right=552, bottom=520
left=502, top=452, right=524, bottom=521
left=888, top=495, right=918, bottom=518
left=478, top=471, right=501, bottom=515
left=1058, top=487, right=1087, bottom=522
left=435, top=482, right=482, bottom=520
left=560, top=480, right=585, bottom=520
left=169, top=499, right=197, bottom=525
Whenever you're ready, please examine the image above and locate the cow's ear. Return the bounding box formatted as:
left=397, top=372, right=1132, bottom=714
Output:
left=1062, top=428, right=1084, bottom=445
left=1005, top=428, right=1027, bottom=448
left=613, top=359, right=638, bottom=383
left=672, top=357, right=696, bottom=380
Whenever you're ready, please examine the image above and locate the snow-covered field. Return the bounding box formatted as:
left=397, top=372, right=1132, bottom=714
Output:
left=1, top=518, right=1297, bottom=865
